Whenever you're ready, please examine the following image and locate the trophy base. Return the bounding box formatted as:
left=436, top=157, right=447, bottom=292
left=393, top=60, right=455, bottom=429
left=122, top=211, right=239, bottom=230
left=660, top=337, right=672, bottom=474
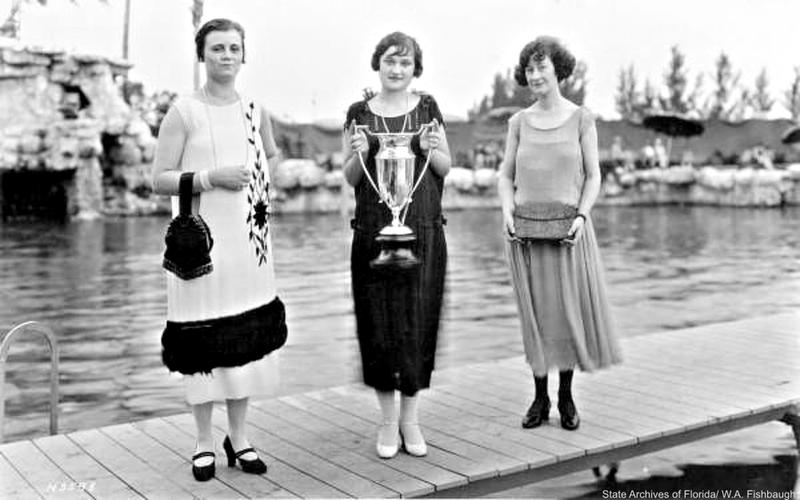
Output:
left=377, top=224, right=414, bottom=238
left=370, top=227, right=419, bottom=272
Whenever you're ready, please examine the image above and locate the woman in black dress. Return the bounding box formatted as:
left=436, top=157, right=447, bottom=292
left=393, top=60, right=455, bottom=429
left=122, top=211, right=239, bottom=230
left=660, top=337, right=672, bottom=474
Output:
left=342, top=31, right=451, bottom=459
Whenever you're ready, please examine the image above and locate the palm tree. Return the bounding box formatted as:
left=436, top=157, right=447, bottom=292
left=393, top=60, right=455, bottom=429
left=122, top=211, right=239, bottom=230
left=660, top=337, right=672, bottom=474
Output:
left=191, top=0, right=203, bottom=89
left=121, top=0, right=130, bottom=59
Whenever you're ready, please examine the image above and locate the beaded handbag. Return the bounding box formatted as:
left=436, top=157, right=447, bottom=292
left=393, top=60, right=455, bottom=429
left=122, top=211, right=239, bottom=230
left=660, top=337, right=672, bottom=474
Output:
left=162, top=172, right=214, bottom=279
left=513, top=202, right=578, bottom=241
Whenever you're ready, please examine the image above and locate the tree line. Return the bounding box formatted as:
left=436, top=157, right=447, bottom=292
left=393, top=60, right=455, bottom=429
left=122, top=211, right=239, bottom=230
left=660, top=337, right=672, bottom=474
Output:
left=470, top=45, right=800, bottom=122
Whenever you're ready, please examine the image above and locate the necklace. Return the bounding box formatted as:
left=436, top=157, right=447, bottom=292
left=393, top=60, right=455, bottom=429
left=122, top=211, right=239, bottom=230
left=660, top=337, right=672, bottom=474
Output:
left=201, top=85, right=249, bottom=170
left=376, top=92, right=409, bottom=133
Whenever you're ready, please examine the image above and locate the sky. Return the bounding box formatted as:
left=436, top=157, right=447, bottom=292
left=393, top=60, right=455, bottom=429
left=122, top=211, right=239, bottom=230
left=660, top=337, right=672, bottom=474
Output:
left=3, top=0, right=800, bottom=123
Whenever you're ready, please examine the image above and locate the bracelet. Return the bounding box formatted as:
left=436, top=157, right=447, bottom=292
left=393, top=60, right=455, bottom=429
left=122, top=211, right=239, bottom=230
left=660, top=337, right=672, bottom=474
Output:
left=576, top=212, right=587, bottom=222
left=197, top=170, right=213, bottom=191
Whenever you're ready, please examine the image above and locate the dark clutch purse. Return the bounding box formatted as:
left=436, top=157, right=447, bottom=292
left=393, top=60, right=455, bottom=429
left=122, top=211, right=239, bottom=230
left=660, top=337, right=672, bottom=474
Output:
left=513, top=202, right=578, bottom=241
left=162, top=172, right=214, bottom=280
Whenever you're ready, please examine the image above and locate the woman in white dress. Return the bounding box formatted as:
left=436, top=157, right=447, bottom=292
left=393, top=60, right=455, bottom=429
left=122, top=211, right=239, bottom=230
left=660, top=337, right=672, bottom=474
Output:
left=152, top=18, right=285, bottom=482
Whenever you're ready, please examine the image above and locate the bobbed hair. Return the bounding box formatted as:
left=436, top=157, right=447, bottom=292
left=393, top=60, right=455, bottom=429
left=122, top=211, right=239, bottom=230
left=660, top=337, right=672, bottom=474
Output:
left=195, top=18, right=246, bottom=63
left=513, top=36, right=576, bottom=86
left=370, top=31, right=423, bottom=77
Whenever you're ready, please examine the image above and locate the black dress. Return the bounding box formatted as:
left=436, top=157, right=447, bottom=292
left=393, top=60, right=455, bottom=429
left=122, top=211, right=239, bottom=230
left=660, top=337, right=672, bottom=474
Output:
left=345, top=94, right=448, bottom=395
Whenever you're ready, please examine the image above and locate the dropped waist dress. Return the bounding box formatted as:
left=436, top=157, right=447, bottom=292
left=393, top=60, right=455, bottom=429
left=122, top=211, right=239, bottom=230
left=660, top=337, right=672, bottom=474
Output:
left=161, top=95, right=285, bottom=405
left=345, top=94, right=448, bottom=395
left=505, top=107, right=622, bottom=376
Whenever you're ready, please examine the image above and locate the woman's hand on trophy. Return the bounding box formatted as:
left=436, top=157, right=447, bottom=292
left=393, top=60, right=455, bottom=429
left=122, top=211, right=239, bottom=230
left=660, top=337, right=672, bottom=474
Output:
left=347, top=120, right=369, bottom=154
left=420, top=119, right=443, bottom=152
left=210, top=165, right=250, bottom=191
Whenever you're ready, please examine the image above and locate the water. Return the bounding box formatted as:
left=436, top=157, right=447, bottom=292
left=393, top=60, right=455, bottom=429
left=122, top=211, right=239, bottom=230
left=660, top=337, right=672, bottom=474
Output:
left=1, top=206, right=799, bottom=447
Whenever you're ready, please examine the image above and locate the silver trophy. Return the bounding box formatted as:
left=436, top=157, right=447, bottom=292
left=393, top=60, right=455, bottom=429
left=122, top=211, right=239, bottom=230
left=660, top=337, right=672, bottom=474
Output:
left=353, top=121, right=437, bottom=270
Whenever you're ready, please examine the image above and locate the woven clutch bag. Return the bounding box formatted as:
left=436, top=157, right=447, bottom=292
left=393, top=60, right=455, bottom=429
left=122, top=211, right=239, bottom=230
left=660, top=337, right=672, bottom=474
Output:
left=513, top=202, right=578, bottom=241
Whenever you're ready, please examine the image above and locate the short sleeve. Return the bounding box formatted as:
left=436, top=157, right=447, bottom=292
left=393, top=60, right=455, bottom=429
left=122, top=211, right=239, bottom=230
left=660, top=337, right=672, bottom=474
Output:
left=344, top=101, right=366, bottom=130
left=422, top=94, right=446, bottom=129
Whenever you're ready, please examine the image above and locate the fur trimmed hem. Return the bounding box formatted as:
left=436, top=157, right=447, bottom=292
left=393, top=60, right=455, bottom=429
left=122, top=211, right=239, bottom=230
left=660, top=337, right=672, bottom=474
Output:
left=161, top=297, right=287, bottom=375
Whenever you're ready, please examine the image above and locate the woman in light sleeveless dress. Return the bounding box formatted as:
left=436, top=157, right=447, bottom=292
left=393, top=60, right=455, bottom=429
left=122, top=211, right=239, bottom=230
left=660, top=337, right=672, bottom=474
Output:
left=152, top=19, right=285, bottom=481
left=498, top=36, right=622, bottom=432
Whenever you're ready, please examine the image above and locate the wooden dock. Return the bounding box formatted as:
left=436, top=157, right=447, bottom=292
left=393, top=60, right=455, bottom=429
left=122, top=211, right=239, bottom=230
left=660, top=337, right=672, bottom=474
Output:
left=1, top=313, right=798, bottom=499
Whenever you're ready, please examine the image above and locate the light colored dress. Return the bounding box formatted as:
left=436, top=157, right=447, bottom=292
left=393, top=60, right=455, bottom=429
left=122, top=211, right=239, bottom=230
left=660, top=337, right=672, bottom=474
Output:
left=505, top=106, right=622, bottom=376
left=167, top=95, right=279, bottom=404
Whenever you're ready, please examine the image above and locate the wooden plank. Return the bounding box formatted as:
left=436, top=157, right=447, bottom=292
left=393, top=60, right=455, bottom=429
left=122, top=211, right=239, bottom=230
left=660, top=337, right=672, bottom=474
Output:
left=335, top=386, right=532, bottom=475
left=146, top=413, right=338, bottom=499
left=0, top=451, right=41, bottom=499
left=473, top=359, right=754, bottom=420
left=421, top=404, right=794, bottom=499
left=434, top=376, right=667, bottom=443
left=637, top=332, right=798, bottom=371
left=456, top=364, right=682, bottom=440
left=303, top=388, right=495, bottom=482
left=0, top=439, right=91, bottom=500
left=427, top=389, right=589, bottom=457
left=458, top=362, right=706, bottom=426
left=646, top=325, right=798, bottom=361
left=574, top=381, right=715, bottom=430
left=467, top=360, right=703, bottom=427
left=167, top=411, right=397, bottom=498
left=245, top=400, right=435, bottom=497
left=274, top=394, right=469, bottom=491
left=615, top=363, right=780, bottom=412
left=621, top=349, right=800, bottom=401
left=620, top=339, right=800, bottom=381
left=440, top=370, right=660, bottom=448
left=101, top=422, right=250, bottom=500
left=68, top=428, right=192, bottom=499
left=1, top=314, right=795, bottom=500
left=34, top=433, right=141, bottom=499
left=326, top=385, right=520, bottom=479
left=719, top=315, right=800, bottom=337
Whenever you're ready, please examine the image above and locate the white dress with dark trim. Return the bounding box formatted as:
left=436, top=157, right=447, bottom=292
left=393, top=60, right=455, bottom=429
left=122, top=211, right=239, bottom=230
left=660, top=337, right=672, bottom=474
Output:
left=164, top=95, right=281, bottom=405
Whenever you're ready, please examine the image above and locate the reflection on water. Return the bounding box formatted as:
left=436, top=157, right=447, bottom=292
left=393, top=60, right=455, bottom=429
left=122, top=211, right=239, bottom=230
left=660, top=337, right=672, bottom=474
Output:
left=1, top=206, right=799, bottom=442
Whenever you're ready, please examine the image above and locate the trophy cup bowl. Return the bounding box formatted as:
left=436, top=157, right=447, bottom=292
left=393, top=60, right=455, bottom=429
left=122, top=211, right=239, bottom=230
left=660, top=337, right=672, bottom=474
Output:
left=370, top=132, right=420, bottom=271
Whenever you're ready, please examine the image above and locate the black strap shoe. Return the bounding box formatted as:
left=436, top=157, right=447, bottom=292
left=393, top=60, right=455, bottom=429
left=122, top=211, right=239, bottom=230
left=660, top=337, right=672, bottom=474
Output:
left=558, top=398, right=580, bottom=430
left=521, top=397, right=550, bottom=428
left=191, top=451, right=216, bottom=482
left=223, top=435, right=267, bottom=474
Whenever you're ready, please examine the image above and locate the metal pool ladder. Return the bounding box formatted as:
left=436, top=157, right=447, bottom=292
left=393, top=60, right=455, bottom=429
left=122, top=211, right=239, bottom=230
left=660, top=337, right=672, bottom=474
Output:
left=0, top=321, right=59, bottom=443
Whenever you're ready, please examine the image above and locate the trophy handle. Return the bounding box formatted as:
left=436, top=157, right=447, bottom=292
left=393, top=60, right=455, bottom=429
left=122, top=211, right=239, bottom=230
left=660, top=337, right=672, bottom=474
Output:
left=351, top=124, right=384, bottom=203
left=400, top=120, right=437, bottom=224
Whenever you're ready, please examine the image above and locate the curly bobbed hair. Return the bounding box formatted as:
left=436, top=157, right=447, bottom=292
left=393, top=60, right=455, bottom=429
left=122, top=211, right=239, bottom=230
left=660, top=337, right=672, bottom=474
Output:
left=370, top=31, right=423, bottom=77
left=513, top=36, right=576, bottom=86
left=195, top=18, right=246, bottom=63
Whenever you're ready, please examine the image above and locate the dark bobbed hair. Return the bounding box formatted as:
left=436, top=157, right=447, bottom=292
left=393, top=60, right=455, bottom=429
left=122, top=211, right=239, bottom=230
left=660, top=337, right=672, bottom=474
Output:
left=370, top=32, right=423, bottom=77
left=195, top=18, right=246, bottom=63
left=513, top=36, right=576, bottom=86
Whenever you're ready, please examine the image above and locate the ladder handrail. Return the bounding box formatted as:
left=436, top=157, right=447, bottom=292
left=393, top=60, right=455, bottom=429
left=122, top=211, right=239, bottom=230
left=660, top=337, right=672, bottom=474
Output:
left=0, top=321, right=59, bottom=443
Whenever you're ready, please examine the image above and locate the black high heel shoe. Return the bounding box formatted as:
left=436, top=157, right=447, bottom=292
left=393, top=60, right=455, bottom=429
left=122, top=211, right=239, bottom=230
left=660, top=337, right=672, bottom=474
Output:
left=558, top=398, right=580, bottom=430
left=191, top=451, right=216, bottom=482
left=521, top=397, right=550, bottom=429
left=223, top=435, right=267, bottom=474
